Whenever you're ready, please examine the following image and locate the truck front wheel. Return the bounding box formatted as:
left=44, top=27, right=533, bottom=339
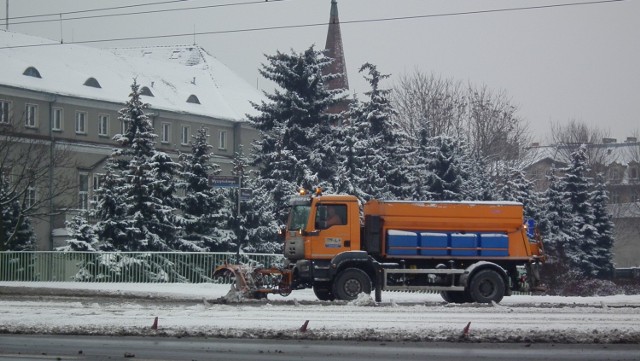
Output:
left=441, top=291, right=472, bottom=303
left=313, top=282, right=335, bottom=301
left=468, top=269, right=505, bottom=304
left=332, top=268, right=372, bottom=301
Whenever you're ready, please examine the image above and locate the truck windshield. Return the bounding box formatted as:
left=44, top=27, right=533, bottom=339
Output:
left=288, top=205, right=311, bottom=232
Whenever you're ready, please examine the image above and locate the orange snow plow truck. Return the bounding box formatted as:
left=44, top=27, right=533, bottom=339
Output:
left=215, top=189, right=545, bottom=304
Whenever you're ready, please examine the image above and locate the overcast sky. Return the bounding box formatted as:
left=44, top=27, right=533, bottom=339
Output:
left=3, top=0, right=638, bottom=144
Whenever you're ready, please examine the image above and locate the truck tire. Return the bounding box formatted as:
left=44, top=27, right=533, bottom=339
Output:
left=332, top=268, right=372, bottom=301
left=441, top=291, right=472, bottom=304
left=468, top=269, right=505, bottom=304
left=313, top=283, right=335, bottom=301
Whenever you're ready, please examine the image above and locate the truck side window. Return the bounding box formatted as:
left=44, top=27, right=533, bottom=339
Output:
left=316, top=204, right=347, bottom=229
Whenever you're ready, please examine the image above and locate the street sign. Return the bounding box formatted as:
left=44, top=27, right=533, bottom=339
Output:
left=209, top=175, right=239, bottom=188
left=240, top=188, right=252, bottom=202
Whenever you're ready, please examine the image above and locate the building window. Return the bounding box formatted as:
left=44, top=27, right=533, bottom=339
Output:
left=52, top=108, right=63, bottom=131
left=75, top=111, right=87, bottom=134
left=630, top=167, right=639, bottom=181
left=78, top=173, right=89, bottom=210
left=202, top=127, right=210, bottom=144
left=161, top=123, right=171, bottom=143
left=92, top=174, right=104, bottom=206
left=26, top=187, right=37, bottom=208
left=98, top=115, right=109, bottom=136
left=25, top=104, right=37, bottom=128
left=610, top=191, right=620, bottom=204
left=219, top=130, right=227, bottom=150
left=121, top=120, right=129, bottom=135
left=608, top=168, right=621, bottom=182
left=181, top=126, right=190, bottom=145
left=0, top=100, right=11, bottom=124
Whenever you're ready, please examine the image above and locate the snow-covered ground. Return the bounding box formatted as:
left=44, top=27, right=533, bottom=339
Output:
left=1, top=282, right=639, bottom=343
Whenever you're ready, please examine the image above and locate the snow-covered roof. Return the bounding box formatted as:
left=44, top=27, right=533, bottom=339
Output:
left=0, top=30, right=265, bottom=122
left=524, top=143, right=640, bottom=168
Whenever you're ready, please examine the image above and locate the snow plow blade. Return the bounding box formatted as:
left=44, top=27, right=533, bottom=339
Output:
left=213, top=263, right=293, bottom=300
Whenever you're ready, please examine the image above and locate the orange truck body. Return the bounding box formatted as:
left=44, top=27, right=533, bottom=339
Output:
left=363, top=200, right=541, bottom=261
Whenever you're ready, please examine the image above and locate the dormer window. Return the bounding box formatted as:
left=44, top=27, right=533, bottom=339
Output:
left=186, top=94, right=201, bottom=104
left=84, top=77, right=102, bottom=88
left=140, top=86, right=154, bottom=97
left=23, top=66, right=42, bottom=78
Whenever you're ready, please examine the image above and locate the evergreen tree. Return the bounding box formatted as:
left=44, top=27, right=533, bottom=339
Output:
left=498, top=165, right=540, bottom=221
left=0, top=177, right=36, bottom=251
left=226, top=146, right=280, bottom=253
left=465, top=156, right=497, bottom=201
left=590, top=173, right=615, bottom=278
left=410, top=128, right=432, bottom=201
left=358, top=63, right=410, bottom=199
left=333, top=96, right=375, bottom=203
left=249, top=45, right=343, bottom=223
left=59, top=214, right=98, bottom=252
left=95, top=80, right=180, bottom=251
left=562, top=145, right=599, bottom=277
left=423, top=135, right=468, bottom=201
left=539, top=167, right=580, bottom=263
left=93, top=158, right=129, bottom=250
left=178, top=127, right=229, bottom=252
left=150, top=152, right=181, bottom=210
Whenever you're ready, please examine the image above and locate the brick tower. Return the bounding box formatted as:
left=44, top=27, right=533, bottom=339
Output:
left=324, top=0, right=349, bottom=114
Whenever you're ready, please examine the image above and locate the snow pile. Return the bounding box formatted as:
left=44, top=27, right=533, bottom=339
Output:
left=348, top=293, right=376, bottom=306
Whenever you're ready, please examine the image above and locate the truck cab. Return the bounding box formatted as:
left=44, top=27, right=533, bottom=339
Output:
left=284, top=193, right=360, bottom=261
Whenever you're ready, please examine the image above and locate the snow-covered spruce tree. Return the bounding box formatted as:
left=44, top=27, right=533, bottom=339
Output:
left=150, top=152, right=181, bottom=210
left=561, top=145, right=599, bottom=277
left=538, top=167, right=579, bottom=262
left=409, top=128, right=433, bottom=201
left=96, top=80, right=180, bottom=251
left=249, top=45, right=343, bottom=224
left=178, top=127, right=230, bottom=252
left=93, top=157, right=129, bottom=251
left=357, top=63, right=411, bottom=199
left=464, top=156, right=497, bottom=201
left=422, top=135, right=470, bottom=201
left=332, top=95, right=377, bottom=204
left=0, top=176, right=36, bottom=251
left=590, top=173, right=615, bottom=278
left=498, top=165, right=541, bottom=221
left=58, top=214, right=98, bottom=252
left=225, top=146, right=280, bottom=254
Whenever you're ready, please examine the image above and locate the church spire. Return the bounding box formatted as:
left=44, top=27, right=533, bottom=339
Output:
left=324, top=0, right=349, bottom=92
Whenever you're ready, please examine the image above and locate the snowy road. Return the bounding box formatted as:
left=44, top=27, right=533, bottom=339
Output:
left=1, top=282, right=639, bottom=343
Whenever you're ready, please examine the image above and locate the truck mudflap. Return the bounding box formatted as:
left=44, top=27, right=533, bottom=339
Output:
left=213, top=263, right=293, bottom=299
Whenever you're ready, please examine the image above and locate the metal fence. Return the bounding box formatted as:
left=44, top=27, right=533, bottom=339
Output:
left=0, top=252, right=284, bottom=283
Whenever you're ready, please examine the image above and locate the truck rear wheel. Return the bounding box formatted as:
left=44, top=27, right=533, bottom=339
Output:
left=469, top=269, right=505, bottom=304
left=332, top=268, right=372, bottom=301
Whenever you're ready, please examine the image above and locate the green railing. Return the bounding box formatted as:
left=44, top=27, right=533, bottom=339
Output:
left=0, top=252, right=284, bottom=283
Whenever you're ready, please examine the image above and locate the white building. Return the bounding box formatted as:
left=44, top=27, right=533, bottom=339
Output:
left=0, top=30, right=264, bottom=250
